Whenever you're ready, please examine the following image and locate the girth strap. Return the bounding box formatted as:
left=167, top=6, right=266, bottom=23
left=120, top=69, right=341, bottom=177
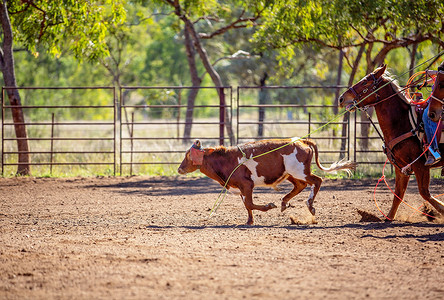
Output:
left=387, top=131, right=416, bottom=152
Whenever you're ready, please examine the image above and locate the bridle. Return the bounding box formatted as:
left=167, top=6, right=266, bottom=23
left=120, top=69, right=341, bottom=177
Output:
left=429, top=72, right=444, bottom=114
left=345, top=73, right=382, bottom=111
left=429, top=94, right=444, bottom=119
left=430, top=94, right=444, bottom=105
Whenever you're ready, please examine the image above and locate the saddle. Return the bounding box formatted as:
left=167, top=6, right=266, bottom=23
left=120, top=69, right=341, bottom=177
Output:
left=410, top=105, right=443, bottom=145
left=409, top=105, right=444, bottom=176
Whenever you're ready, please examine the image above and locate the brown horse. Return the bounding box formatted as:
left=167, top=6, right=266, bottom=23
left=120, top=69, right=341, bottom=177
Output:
left=428, top=71, right=444, bottom=122
left=338, top=64, right=444, bottom=220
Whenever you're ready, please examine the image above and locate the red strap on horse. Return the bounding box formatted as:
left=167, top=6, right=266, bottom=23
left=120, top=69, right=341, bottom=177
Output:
left=438, top=120, right=443, bottom=143
left=387, top=131, right=416, bottom=152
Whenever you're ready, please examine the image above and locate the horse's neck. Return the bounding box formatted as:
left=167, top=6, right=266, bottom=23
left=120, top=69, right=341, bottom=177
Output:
left=374, top=94, right=412, bottom=142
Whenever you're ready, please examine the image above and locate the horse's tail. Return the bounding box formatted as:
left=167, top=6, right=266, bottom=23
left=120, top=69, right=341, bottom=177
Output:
left=302, top=139, right=357, bottom=176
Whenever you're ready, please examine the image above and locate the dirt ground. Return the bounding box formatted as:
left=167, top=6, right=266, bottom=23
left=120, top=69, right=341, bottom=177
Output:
left=0, top=175, right=443, bottom=299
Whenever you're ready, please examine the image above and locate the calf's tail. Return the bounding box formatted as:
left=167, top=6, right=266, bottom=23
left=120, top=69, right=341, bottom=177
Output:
left=302, top=139, right=357, bottom=176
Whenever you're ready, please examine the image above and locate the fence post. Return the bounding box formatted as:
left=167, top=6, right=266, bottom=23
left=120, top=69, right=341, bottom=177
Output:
left=219, top=87, right=225, bottom=146
left=130, top=112, right=134, bottom=176
left=113, top=87, right=117, bottom=176
left=119, top=87, right=123, bottom=176
left=308, top=113, right=311, bottom=138
left=347, top=111, right=350, bottom=160
left=236, top=87, right=240, bottom=145
left=50, top=113, right=55, bottom=175
left=177, top=90, right=181, bottom=140
left=1, top=87, right=3, bottom=176
left=354, top=110, right=357, bottom=163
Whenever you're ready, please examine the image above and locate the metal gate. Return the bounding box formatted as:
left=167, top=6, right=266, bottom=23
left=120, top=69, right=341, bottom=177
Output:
left=1, top=86, right=117, bottom=176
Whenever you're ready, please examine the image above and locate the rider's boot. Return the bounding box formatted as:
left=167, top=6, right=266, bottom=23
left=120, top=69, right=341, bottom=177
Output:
left=425, top=148, right=441, bottom=166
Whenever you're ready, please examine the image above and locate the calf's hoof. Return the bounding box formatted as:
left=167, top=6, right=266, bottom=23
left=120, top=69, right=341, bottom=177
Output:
left=266, top=203, right=277, bottom=210
left=281, top=202, right=288, bottom=212
left=308, top=206, right=316, bottom=216
left=273, top=186, right=283, bottom=192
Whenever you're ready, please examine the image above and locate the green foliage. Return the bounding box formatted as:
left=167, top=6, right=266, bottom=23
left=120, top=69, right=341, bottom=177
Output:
left=254, top=0, right=444, bottom=50
left=142, top=15, right=191, bottom=86
left=9, top=0, right=126, bottom=61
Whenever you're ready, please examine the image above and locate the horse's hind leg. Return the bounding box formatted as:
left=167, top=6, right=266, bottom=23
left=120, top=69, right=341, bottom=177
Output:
left=414, top=167, right=444, bottom=215
left=387, top=167, right=410, bottom=220
left=304, top=174, right=323, bottom=215
left=281, top=176, right=307, bottom=212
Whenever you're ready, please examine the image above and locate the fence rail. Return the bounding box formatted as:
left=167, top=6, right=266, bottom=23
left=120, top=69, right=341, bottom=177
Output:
left=1, top=85, right=392, bottom=176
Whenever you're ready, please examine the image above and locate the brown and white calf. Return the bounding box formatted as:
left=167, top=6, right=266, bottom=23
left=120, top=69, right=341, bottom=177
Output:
left=178, top=138, right=356, bottom=225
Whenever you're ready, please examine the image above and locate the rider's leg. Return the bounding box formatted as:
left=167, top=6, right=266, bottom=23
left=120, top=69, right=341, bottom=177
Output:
left=423, top=106, right=441, bottom=166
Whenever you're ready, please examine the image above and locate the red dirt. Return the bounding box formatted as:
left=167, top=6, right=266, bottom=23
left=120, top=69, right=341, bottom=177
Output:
left=0, top=176, right=443, bottom=299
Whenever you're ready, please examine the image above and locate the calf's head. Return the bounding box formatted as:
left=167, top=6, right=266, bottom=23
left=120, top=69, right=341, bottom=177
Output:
left=178, top=140, right=205, bottom=174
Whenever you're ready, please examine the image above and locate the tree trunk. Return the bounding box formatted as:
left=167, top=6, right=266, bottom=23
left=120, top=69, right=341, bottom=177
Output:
left=258, top=72, right=268, bottom=137
left=360, top=45, right=391, bottom=150
left=409, top=43, right=418, bottom=78
left=183, top=24, right=202, bottom=144
left=0, top=1, right=30, bottom=175
left=339, top=44, right=365, bottom=159
left=179, top=14, right=235, bottom=145
left=332, top=46, right=344, bottom=139
left=359, top=106, right=374, bottom=151
left=333, top=40, right=344, bottom=115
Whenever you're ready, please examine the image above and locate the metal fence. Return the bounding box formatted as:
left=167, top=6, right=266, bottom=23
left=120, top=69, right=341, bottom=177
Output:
left=1, top=86, right=117, bottom=176
left=1, top=85, right=389, bottom=176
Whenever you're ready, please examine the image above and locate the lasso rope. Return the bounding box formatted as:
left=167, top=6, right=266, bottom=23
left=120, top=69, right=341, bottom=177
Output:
left=209, top=51, right=444, bottom=218
left=374, top=157, right=439, bottom=221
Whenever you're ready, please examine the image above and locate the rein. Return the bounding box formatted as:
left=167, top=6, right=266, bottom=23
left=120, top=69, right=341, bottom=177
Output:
left=354, top=78, right=420, bottom=111
left=356, top=78, right=420, bottom=172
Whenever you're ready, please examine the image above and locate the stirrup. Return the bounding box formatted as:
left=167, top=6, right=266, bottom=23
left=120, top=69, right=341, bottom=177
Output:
left=429, top=148, right=441, bottom=160
left=425, top=148, right=441, bottom=167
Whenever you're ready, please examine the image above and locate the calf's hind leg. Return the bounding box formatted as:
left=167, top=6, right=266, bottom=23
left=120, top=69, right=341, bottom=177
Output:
left=281, top=176, right=308, bottom=212
left=304, top=174, right=323, bottom=215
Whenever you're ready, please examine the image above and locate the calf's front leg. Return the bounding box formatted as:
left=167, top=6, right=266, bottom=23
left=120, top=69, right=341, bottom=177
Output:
left=240, top=184, right=276, bottom=225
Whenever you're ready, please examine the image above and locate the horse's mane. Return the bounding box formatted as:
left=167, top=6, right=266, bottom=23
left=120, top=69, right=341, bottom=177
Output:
left=382, top=72, right=411, bottom=105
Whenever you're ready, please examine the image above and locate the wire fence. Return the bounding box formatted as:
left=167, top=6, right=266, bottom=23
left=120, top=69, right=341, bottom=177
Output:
left=1, top=85, right=394, bottom=177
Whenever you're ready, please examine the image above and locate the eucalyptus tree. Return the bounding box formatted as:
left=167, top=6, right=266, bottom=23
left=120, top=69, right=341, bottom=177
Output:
left=156, top=0, right=270, bottom=144
left=253, top=0, right=444, bottom=151
left=0, top=0, right=125, bottom=175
